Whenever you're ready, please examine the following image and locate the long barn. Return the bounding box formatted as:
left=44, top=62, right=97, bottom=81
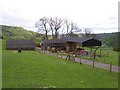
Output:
left=41, top=37, right=102, bottom=52
left=6, top=40, right=35, bottom=50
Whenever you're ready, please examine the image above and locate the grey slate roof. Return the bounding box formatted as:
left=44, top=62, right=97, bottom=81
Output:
left=41, top=37, right=95, bottom=44
left=7, top=40, right=35, bottom=45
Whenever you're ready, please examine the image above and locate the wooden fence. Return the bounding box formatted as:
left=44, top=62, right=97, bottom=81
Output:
left=35, top=47, right=114, bottom=73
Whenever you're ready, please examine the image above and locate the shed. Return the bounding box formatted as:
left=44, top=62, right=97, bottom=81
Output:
left=82, top=38, right=102, bottom=47
left=41, top=37, right=102, bottom=52
left=6, top=40, right=35, bottom=50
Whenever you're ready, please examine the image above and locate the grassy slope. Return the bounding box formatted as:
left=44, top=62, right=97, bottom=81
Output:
left=1, top=25, right=42, bottom=43
left=2, top=40, right=118, bottom=88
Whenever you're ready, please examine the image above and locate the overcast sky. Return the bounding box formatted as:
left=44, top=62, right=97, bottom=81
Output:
left=0, top=0, right=119, bottom=33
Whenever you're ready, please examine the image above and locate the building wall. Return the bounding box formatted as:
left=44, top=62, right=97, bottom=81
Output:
left=66, top=42, right=77, bottom=52
left=6, top=40, right=35, bottom=50
left=42, top=43, right=66, bottom=51
left=6, top=44, right=35, bottom=50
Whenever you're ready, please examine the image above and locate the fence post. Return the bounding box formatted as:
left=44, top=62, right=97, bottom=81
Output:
left=56, top=52, right=58, bottom=57
left=66, top=54, right=70, bottom=60
left=73, top=55, right=75, bottom=62
left=109, top=62, right=112, bottom=73
left=79, top=56, right=82, bottom=64
left=61, top=52, right=62, bottom=58
left=93, top=61, right=95, bottom=68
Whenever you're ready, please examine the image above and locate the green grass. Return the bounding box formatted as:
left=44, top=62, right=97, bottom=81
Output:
left=2, top=50, right=118, bottom=88
left=79, top=47, right=119, bottom=66
left=2, top=25, right=42, bottom=43
left=57, top=47, right=118, bottom=66
left=2, top=40, right=119, bottom=88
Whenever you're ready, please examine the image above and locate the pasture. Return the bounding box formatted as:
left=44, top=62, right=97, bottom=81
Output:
left=78, top=47, right=119, bottom=66
left=2, top=50, right=118, bottom=88
left=2, top=40, right=118, bottom=88
left=57, top=48, right=119, bottom=66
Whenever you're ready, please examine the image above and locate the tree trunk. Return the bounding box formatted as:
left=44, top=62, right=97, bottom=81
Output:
left=54, top=30, right=58, bottom=39
left=45, top=31, right=48, bottom=39
left=52, top=29, right=54, bottom=39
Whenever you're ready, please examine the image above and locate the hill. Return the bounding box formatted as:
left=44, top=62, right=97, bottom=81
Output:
left=95, top=32, right=120, bottom=51
left=95, top=32, right=118, bottom=40
left=1, top=25, right=43, bottom=43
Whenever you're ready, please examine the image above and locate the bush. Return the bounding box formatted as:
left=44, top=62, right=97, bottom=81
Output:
left=113, top=47, right=120, bottom=52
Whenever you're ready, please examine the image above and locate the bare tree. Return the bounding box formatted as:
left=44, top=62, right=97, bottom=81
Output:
left=68, top=31, right=79, bottom=37
left=83, top=28, right=96, bottom=38
left=35, top=17, right=49, bottom=39
left=52, top=17, right=63, bottom=39
left=35, top=16, right=81, bottom=39
left=64, top=20, right=81, bottom=37
left=48, top=17, right=54, bottom=39
left=65, top=20, right=70, bottom=34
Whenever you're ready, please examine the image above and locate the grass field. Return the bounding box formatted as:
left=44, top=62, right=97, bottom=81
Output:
left=85, top=47, right=119, bottom=66
left=2, top=40, right=119, bottom=88
left=58, top=47, right=119, bottom=66
left=2, top=50, right=118, bottom=88
left=78, top=49, right=118, bottom=66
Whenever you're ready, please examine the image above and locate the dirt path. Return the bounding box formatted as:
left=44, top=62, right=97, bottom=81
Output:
left=75, top=57, right=120, bottom=72
left=57, top=55, right=120, bottom=73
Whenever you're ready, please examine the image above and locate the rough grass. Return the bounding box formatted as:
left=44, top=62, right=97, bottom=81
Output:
left=2, top=50, right=118, bottom=88
left=80, top=47, right=119, bottom=66
left=2, top=40, right=118, bottom=88
left=58, top=47, right=118, bottom=66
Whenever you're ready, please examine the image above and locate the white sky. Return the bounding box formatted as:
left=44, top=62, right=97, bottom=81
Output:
left=0, top=0, right=119, bottom=33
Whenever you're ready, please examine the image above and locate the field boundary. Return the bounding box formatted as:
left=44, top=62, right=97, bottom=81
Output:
left=35, top=47, right=120, bottom=73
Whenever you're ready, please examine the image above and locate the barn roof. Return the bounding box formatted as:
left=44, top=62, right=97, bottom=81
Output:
left=60, top=37, right=92, bottom=43
left=41, top=37, right=102, bottom=46
left=6, top=40, right=35, bottom=45
left=42, top=37, right=98, bottom=43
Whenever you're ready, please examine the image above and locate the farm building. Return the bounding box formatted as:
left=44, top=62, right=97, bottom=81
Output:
left=41, top=37, right=102, bottom=52
left=6, top=40, right=35, bottom=50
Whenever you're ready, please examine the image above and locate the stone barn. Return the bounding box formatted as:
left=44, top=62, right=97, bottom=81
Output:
left=6, top=40, right=35, bottom=50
